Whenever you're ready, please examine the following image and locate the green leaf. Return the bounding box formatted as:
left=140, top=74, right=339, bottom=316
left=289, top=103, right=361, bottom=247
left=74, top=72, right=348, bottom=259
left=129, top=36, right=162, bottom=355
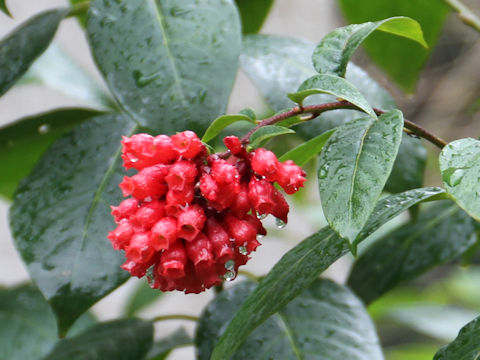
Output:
left=234, top=0, right=273, bottom=34
left=20, top=43, right=116, bottom=110
left=238, top=107, right=256, bottom=120
left=0, top=108, right=102, bottom=200
left=146, top=328, right=192, bottom=360
left=0, top=8, right=67, bottom=97
left=208, top=187, right=444, bottom=360
left=278, top=128, right=335, bottom=166
left=440, top=138, right=480, bottom=221
left=201, top=114, right=255, bottom=143
left=312, top=17, right=427, bottom=80
left=289, top=74, right=377, bottom=118
left=240, top=35, right=396, bottom=136
left=69, top=0, right=88, bottom=27
left=318, top=110, right=404, bottom=243
left=338, top=0, right=449, bottom=92
left=44, top=319, right=153, bottom=360
left=434, top=316, right=480, bottom=360
left=385, top=134, right=427, bottom=194
left=0, top=0, right=11, bottom=17
left=10, top=114, right=138, bottom=335
left=124, top=281, right=164, bottom=317
left=202, top=279, right=383, bottom=360
left=348, top=201, right=478, bottom=304
left=87, top=0, right=241, bottom=134
left=0, top=283, right=96, bottom=360
left=249, top=125, right=294, bottom=148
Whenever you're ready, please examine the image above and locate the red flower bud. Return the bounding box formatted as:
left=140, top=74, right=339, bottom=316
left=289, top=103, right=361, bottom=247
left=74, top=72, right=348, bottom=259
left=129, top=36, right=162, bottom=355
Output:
left=125, top=232, right=154, bottom=263
left=132, top=200, right=165, bottom=229
left=250, top=148, right=279, bottom=181
left=158, top=240, right=187, bottom=279
left=224, top=213, right=257, bottom=247
left=276, top=160, right=306, bottom=194
left=165, top=160, right=197, bottom=192
left=107, top=218, right=134, bottom=250
left=171, top=130, right=204, bottom=159
left=223, top=136, right=246, bottom=157
left=119, top=164, right=169, bottom=200
left=248, top=178, right=276, bottom=215
left=150, top=217, right=177, bottom=250
left=177, top=204, right=206, bottom=241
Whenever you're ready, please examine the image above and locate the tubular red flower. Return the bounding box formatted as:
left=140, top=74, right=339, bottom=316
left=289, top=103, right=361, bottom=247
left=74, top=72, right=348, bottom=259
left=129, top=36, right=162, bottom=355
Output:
left=109, top=130, right=306, bottom=293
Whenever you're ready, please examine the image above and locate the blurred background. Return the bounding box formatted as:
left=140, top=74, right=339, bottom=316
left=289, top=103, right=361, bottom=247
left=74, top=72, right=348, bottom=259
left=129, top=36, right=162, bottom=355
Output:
left=1, top=1, right=479, bottom=359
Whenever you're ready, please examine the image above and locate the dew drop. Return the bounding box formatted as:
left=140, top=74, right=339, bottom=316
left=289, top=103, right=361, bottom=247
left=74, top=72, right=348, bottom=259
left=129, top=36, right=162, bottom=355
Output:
left=256, top=234, right=264, bottom=240
left=444, top=168, right=465, bottom=187
left=38, top=124, right=50, bottom=134
left=131, top=157, right=139, bottom=163
left=223, top=270, right=236, bottom=281
left=224, top=259, right=235, bottom=270
left=239, top=246, right=248, bottom=255
left=256, top=212, right=267, bottom=220
left=275, top=218, right=286, bottom=229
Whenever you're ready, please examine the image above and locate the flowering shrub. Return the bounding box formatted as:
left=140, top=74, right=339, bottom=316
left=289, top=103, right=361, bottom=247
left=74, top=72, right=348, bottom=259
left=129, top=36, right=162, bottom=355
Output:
left=1, top=1, right=480, bottom=359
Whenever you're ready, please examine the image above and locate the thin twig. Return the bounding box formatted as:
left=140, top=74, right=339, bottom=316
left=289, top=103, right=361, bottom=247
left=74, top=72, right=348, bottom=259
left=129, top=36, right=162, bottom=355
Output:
left=445, top=0, right=480, bottom=33
left=152, top=314, right=199, bottom=323
left=237, top=269, right=260, bottom=282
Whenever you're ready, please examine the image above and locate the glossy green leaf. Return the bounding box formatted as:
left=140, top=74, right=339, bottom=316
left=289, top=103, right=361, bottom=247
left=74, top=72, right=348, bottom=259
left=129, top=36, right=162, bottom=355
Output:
left=20, top=43, right=116, bottom=110
left=348, top=201, right=477, bottom=304
left=146, top=328, right=192, bottom=360
left=240, top=35, right=396, bottom=135
left=239, top=107, right=256, bottom=120
left=203, top=279, right=382, bottom=360
left=248, top=125, right=294, bottom=148
left=440, top=138, right=480, bottom=221
left=318, top=110, right=404, bottom=243
left=434, top=316, right=480, bottom=360
left=10, top=114, right=138, bottom=335
left=289, top=74, right=377, bottom=118
left=87, top=0, right=241, bottom=134
left=0, top=0, right=11, bottom=17
left=44, top=319, right=153, bottom=360
left=0, top=8, right=67, bottom=97
left=124, top=281, right=164, bottom=317
left=0, top=108, right=102, bottom=200
left=0, top=284, right=96, bottom=360
left=201, top=114, right=255, bottom=143
left=209, top=187, right=444, bottom=360
left=278, top=129, right=335, bottom=166
left=338, top=0, right=449, bottom=92
left=385, top=134, right=427, bottom=194
left=312, top=17, right=426, bottom=80
left=234, top=0, right=273, bottom=34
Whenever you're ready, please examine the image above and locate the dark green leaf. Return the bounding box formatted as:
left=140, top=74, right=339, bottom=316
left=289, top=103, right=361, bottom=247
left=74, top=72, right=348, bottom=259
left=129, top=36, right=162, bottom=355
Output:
left=248, top=125, right=294, bottom=148
left=10, top=114, right=138, bottom=335
left=44, top=319, right=153, bottom=360
left=201, top=114, right=255, bottom=143
left=0, top=8, right=67, bottom=97
left=434, top=316, right=480, bottom=360
left=87, top=0, right=241, bottom=134
left=0, top=283, right=96, bottom=360
left=240, top=35, right=396, bottom=136
left=238, top=107, right=256, bottom=120
left=234, top=0, right=273, bottom=34
left=0, top=108, right=102, bottom=200
left=202, top=279, right=382, bottom=360
left=208, top=187, right=443, bottom=360
left=0, top=0, right=11, bottom=17
left=318, top=110, right=404, bottom=243
left=146, top=328, right=192, bottom=360
left=312, top=17, right=426, bottom=79
left=440, top=138, right=480, bottom=221
left=20, top=43, right=116, bottom=110
left=278, top=128, right=335, bottom=166
left=289, top=74, right=377, bottom=117
left=338, top=0, right=449, bottom=92
left=385, top=134, right=427, bottom=194
left=348, top=201, right=477, bottom=304
left=124, top=281, right=164, bottom=317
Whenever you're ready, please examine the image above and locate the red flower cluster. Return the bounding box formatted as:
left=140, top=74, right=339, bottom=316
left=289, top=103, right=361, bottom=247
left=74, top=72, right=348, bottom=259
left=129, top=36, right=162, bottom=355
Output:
left=108, top=131, right=306, bottom=293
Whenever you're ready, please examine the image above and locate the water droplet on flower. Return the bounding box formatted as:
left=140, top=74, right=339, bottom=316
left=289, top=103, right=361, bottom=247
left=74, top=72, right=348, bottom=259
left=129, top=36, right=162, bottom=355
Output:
left=224, top=260, right=235, bottom=270
left=239, top=246, right=248, bottom=255
left=38, top=124, right=50, bottom=134
left=223, top=270, right=236, bottom=281
left=130, top=157, right=139, bottom=163
left=256, top=212, right=267, bottom=220
left=275, top=218, right=286, bottom=229
left=256, top=234, right=264, bottom=240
